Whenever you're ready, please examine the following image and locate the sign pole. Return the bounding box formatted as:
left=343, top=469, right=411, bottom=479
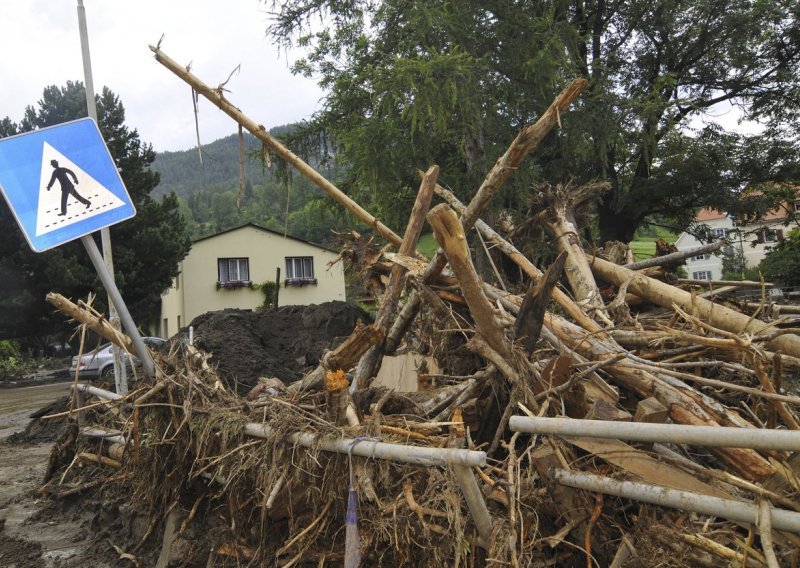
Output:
left=77, top=0, right=128, bottom=393
left=81, top=235, right=155, bottom=379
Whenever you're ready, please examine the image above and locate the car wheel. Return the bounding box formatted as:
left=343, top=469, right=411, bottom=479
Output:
left=101, top=365, right=116, bottom=381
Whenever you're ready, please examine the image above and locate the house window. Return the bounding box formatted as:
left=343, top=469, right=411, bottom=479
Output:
left=285, top=256, right=317, bottom=286
left=756, top=229, right=780, bottom=244
left=794, top=200, right=800, bottom=212
left=710, top=228, right=728, bottom=240
left=692, top=271, right=712, bottom=280
left=692, top=254, right=711, bottom=261
left=217, top=258, right=251, bottom=289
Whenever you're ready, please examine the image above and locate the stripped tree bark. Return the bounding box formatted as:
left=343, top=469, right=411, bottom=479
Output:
left=536, top=183, right=612, bottom=325
left=435, top=185, right=604, bottom=335
left=588, top=256, right=800, bottom=358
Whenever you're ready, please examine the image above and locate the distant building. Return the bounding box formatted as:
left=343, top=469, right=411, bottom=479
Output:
left=159, top=223, right=346, bottom=338
left=675, top=199, right=797, bottom=281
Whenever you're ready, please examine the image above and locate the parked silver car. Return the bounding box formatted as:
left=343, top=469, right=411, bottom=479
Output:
left=68, top=337, right=166, bottom=380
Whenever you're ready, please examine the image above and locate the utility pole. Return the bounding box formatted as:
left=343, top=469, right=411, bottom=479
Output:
left=77, top=0, right=128, bottom=394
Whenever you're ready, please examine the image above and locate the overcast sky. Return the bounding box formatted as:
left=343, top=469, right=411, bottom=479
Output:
left=1, top=0, right=324, bottom=153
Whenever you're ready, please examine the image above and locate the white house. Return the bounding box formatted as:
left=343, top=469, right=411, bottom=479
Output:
left=675, top=203, right=794, bottom=281
left=159, top=223, right=346, bottom=337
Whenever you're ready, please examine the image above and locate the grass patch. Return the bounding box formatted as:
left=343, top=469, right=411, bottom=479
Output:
left=417, top=233, right=439, bottom=259
left=630, top=240, right=657, bottom=260
left=630, top=226, right=679, bottom=260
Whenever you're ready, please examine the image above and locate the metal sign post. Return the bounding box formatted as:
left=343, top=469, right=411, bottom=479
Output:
left=77, top=0, right=128, bottom=394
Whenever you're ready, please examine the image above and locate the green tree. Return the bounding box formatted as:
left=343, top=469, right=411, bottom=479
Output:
left=265, top=0, right=800, bottom=242
left=0, top=81, right=190, bottom=341
left=761, top=229, right=800, bottom=286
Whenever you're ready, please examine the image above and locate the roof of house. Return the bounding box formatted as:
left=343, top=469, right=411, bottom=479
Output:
left=692, top=184, right=800, bottom=225
left=695, top=208, right=728, bottom=221
left=191, top=222, right=337, bottom=253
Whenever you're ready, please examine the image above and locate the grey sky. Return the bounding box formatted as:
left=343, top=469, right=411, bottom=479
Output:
left=1, top=0, right=323, bottom=152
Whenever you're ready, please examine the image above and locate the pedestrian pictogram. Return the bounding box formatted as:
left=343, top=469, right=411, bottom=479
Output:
left=0, top=118, right=136, bottom=252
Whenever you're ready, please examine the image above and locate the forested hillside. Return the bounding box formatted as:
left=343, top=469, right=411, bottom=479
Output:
left=152, top=128, right=353, bottom=245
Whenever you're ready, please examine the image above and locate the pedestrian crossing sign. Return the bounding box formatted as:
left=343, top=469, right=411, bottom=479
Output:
left=0, top=118, right=136, bottom=252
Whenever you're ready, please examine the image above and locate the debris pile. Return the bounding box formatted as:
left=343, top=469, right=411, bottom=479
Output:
left=38, top=69, right=800, bottom=567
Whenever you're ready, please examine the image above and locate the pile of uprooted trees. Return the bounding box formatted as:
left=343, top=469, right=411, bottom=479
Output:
left=40, top=52, right=800, bottom=567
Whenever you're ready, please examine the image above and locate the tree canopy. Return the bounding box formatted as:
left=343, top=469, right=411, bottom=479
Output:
left=0, top=82, right=190, bottom=344
left=264, top=0, right=800, bottom=242
left=761, top=228, right=800, bottom=286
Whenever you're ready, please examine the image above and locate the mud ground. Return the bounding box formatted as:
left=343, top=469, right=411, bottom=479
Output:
left=0, top=382, right=105, bottom=568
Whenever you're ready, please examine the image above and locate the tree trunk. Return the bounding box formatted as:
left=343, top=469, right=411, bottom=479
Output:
left=597, top=197, right=640, bottom=243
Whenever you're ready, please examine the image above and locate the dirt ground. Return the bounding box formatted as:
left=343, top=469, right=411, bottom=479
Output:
left=0, top=382, right=106, bottom=568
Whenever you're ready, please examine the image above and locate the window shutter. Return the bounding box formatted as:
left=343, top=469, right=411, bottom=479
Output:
left=778, top=229, right=785, bottom=241
left=756, top=231, right=765, bottom=244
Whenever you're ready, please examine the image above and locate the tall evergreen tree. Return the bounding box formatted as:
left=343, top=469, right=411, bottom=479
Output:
left=265, top=0, right=800, bottom=241
left=0, top=82, right=190, bottom=343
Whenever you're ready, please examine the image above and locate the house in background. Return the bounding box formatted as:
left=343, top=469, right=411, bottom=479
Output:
left=675, top=201, right=795, bottom=281
left=159, top=223, right=346, bottom=338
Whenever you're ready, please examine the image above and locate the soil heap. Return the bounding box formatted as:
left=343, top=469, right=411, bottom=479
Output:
left=186, top=301, right=372, bottom=394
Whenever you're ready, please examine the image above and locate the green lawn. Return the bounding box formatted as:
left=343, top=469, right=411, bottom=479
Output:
left=630, top=226, right=679, bottom=260
left=417, top=233, right=439, bottom=259
left=630, top=239, right=657, bottom=260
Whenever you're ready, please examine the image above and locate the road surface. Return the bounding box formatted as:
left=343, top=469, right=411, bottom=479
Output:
left=0, top=381, right=73, bottom=440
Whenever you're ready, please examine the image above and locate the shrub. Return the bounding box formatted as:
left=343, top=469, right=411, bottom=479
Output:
left=0, top=339, right=20, bottom=360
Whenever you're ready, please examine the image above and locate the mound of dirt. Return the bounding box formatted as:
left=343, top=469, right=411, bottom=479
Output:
left=186, top=301, right=372, bottom=394
left=6, top=396, right=70, bottom=446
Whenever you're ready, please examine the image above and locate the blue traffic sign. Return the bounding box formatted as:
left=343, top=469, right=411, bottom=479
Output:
left=0, top=118, right=136, bottom=252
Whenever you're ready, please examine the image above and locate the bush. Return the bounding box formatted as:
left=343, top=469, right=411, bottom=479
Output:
left=0, top=340, right=23, bottom=377
left=761, top=229, right=800, bottom=286
left=0, top=339, right=20, bottom=360
left=254, top=281, right=278, bottom=310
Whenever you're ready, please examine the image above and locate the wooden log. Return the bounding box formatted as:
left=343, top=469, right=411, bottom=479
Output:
left=514, top=252, right=567, bottom=351
left=435, top=184, right=603, bottom=335
left=149, top=45, right=410, bottom=252
left=288, top=322, right=384, bottom=392
left=588, top=256, right=800, bottom=358
left=544, top=313, right=776, bottom=481
left=634, top=398, right=668, bottom=424
left=678, top=278, right=774, bottom=288
left=460, top=78, right=587, bottom=231
left=354, top=166, right=439, bottom=389
left=539, top=184, right=611, bottom=323
left=624, top=241, right=724, bottom=270
left=46, top=293, right=133, bottom=353
left=427, top=204, right=511, bottom=359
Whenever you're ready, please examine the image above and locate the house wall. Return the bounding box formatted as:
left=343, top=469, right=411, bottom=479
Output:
left=675, top=217, right=733, bottom=281
left=674, top=217, right=787, bottom=281
left=160, top=225, right=346, bottom=338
